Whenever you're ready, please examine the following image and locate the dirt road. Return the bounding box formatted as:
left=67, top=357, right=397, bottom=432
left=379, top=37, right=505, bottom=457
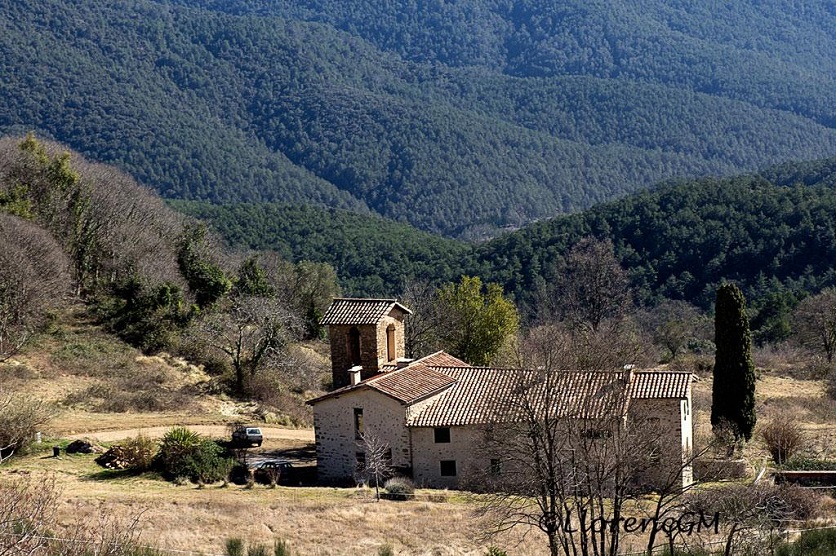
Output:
left=68, top=425, right=314, bottom=443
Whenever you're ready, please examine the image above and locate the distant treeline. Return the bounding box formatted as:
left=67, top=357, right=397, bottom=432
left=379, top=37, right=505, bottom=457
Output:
left=178, top=157, right=836, bottom=329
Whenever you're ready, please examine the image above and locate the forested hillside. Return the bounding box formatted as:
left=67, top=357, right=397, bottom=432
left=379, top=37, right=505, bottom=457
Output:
left=172, top=201, right=469, bottom=295
left=183, top=158, right=836, bottom=331
left=475, top=158, right=836, bottom=314
left=1, top=1, right=834, bottom=237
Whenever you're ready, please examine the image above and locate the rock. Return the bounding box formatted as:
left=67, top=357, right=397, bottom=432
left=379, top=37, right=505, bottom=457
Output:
left=66, top=439, right=103, bottom=454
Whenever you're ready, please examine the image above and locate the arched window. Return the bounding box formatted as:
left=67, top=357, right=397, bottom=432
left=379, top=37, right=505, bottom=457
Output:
left=348, top=327, right=361, bottom=365
left=386, top=324, right=396, bottom=362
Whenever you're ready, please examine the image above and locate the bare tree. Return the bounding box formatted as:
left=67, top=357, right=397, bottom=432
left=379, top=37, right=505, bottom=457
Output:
left=549, top=237, right=632, bottom=331
left=638, top=300, right=711, bottom=361
left=474, top=327, right=699, bottom=556
left=358, top=434, right=392, bottom=500
left=0, top=392, right=57, bottom=464
left=792, top=288, right=836, bottom=362
left=0, top=214, right=70, bottom=360
left=399, top=279, right=444, bottom=359
left=683, top=483, right=823, bottom=556
left=0, top=476, right=59, bottom=554
left=194, top=296, right=301, bottom=392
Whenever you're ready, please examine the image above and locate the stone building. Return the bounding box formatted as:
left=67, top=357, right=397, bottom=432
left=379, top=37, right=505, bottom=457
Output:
left=319, top=298, right=411, bottom=389
left=308, top=298, right=694, bottom=489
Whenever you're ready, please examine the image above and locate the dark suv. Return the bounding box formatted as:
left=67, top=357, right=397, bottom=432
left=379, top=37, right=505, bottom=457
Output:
left=231, top=426, right=263, bottom=447
left=253, top=459, right=294, bottom=485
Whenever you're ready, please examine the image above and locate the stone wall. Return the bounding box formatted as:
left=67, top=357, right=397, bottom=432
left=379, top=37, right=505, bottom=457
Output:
left=410, top=425, right=492, bottom=489
left=327, top=313, right=407, bottom=388
left=312, top=388, right=410, bottom=484
left=629, top=396, right=693, bottom=488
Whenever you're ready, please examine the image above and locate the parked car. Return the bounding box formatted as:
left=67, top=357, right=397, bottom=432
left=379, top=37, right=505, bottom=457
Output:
left=231, top=426, right=263, bottom=447
left=253, top=459, right=294, bottom=485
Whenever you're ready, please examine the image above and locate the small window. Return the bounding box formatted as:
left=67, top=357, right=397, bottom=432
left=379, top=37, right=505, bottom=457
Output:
left=434, top=427, right=451, bottom=443
left=440, top=460, right=457, bottom=477
left=355, top=452, right=366, bottom=470
left=386, top=324, right=396, bottom=362
left=490, top=459, right=502, bottom=475
left=348, top=327, right=361, bottom=365
left=354, top=408, right=364, bottom=438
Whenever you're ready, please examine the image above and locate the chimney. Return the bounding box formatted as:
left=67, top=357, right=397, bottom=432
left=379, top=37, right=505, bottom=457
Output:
left=396, top=358, right=413, bottom=369
left=623, top=364, right=635, bottom=383
left=349, top=366, right=363, bottom=386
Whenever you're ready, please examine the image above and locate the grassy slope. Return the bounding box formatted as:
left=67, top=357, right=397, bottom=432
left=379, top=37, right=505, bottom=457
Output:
left=2, top=307, right=835, bottom=554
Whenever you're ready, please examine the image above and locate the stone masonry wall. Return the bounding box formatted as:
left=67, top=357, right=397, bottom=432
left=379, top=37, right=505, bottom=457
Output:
left=313, top=388, right=410, bottom=484
left=629, top=397, right=692, bottom=488
left=411, top=425, right=493, bottom=489
left=328, top=314, right=406, bottom=388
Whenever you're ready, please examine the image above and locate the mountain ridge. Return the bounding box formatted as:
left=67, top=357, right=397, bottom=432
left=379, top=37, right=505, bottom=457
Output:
left=1, top=0, right=834, bottom=237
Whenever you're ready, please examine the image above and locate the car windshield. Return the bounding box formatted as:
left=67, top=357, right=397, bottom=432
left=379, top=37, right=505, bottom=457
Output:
left=246, top=428, right=261, bottom=434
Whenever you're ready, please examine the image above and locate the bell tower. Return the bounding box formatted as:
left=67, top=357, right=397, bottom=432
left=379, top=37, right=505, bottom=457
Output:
left=320, top=298, right=411, bottom=389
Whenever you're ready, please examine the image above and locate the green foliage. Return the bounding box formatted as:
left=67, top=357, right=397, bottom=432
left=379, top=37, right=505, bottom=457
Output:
left=235, top=256, right=273, bottom=298
left=177, top=224, right=232, bottom=307
left=377, top=545, right=394, bottom=556
left=100, top=278, right=189, bottom=353
left=781, top=457, right=836, bottom=471
left=437, top=276, right=519, bottom=366
left=776, top=528, right=836, bottom=556
left=2, top=1, right=834, bottom=237
left=473, top=162, right=836, bottom=320
left=485, top=548, right=508, bottom=556
left=154, top=426, right=233, bottom=483
left=173, top=201, right=469, bottom=296
left=273, top=539, right=290, bottom=556
left=181, top=161, right=836, bottom=330
left=0, top=184, right=33, bottom=219
left=712, top=283, right=757, bottom=441
left=225, top=538, right=244, bottom=556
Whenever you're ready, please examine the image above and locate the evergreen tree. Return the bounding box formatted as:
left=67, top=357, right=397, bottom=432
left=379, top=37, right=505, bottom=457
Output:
left=711, top=283, right=757, bottom=441
left=437, top=276, right=519, bottom=366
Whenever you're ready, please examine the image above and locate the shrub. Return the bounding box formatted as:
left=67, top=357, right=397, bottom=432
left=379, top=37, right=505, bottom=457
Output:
left=377, top=544, right=394, bottom=556
left=782, top=457, right=836, bottom=470
left=225, top=538, right=244, bottom=556
left=273, top=538, right=290, bottom=556
left=776, top=528, right=836, bottom=556
left=383, top=477, right=414, bottom=501
left=0, top=392, right=56, bottom=462
left=760, top=416, right=804, bottom=465
left=119, top=434, right=158, bottom=471
left=247, top=544, right=268, bottom=556
left=154, top=427, right=234, bottom=483
left=486, top=547, right=508, bottom=556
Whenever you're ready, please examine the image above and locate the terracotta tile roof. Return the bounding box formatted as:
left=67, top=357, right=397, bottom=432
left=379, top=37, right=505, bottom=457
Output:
left=408, top=368, right=635, bottom=427
left=421, top=351, right=470, bottom=368
left=364, top=363, right=456, bottom=403
left=320, top=298, right=412, bottom=325
left=378, top=351, right=469, bottom=374
left=305, top=352, right=461, bottom=406
left=630, top=371, right=692, bottom=399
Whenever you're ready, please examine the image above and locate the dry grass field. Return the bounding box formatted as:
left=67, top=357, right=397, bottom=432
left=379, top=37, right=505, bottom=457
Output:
left=2, top=314, right=835, bottom=555
left=4, top=445, right=542, bottom=556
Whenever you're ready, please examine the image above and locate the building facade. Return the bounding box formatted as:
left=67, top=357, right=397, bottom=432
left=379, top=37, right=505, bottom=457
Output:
left=308, top=298, right=695, bottom=489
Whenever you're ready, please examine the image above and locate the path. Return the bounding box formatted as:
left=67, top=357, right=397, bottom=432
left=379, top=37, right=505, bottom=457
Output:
left=68, top=425, right=314, bottom=443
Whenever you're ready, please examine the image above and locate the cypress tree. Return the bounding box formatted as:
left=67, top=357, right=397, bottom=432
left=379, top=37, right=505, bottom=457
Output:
left=711, top=283, right=757, bottom=440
